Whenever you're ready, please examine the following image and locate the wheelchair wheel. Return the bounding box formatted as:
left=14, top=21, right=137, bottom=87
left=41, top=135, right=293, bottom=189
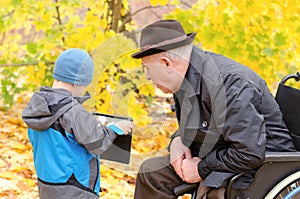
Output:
left=264, top=171, right=300, bottom=199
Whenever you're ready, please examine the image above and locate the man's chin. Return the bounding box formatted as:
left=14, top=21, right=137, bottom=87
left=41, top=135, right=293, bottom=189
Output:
left=157, top=85, right=172, bottom=94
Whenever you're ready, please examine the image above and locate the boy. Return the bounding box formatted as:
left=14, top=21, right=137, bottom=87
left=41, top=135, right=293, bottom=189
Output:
left=22, top=48, right=134, bottom=199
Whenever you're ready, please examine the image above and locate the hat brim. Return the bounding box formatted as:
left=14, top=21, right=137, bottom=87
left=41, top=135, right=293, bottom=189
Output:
left=131, top=32, right=196, bottom=59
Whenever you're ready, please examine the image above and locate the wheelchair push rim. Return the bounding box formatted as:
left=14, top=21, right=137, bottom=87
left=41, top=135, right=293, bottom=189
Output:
left=264, top=171, right=300, bottom=199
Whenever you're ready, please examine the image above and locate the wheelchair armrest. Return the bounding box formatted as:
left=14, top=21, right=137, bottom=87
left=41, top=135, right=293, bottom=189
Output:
left=264, top=151, right=300, bottom=162
left=227, top=151, right=300, bottom=199
left=173, top=183, right=198, bottom=196
left=174, top=152, right=300, bottom=197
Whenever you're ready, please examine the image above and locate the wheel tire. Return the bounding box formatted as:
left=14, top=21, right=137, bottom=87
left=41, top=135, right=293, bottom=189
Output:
left=264, top=171, right=300, bottom=199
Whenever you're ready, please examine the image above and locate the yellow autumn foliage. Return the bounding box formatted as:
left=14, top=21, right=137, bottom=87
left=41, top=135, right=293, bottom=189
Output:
left=167, top=0, right=300, bottom=92
left=0, top=1, right=300, bottom=198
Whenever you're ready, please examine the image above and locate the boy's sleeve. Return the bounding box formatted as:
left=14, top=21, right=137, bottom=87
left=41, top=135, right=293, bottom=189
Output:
left=107, top=124, right=125, bottom=135
left=60, top=103, right=117, bottom=155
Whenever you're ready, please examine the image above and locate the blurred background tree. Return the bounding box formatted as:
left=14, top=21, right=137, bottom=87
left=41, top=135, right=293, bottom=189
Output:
left=1, top=0, right=300, bottom=163
left=166, top=0, right=300, bottom=91
left=1, top=0, right=299, bottom=108
left=1, top=0, right=299, bottom=157
left=1, top=0, right=300, bottom=198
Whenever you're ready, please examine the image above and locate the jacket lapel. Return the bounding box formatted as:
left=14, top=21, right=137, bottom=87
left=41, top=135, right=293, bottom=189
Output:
left=178, top=94, right=193, bottom=138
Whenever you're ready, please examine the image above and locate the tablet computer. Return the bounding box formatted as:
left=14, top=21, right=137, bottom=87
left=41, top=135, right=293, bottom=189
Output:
left=93, top=112, right=133, bottom=164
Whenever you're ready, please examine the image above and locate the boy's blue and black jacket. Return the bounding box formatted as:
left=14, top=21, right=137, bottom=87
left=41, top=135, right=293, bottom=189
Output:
left=22, top=87, right=117, bottom=199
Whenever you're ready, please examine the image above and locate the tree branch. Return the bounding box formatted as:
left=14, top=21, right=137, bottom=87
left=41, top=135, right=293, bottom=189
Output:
left=1, top=10, right=15, bottom=19
left=0, top=62, right=54, bottom=68
left=119, top=4, right=175, bottom=32
left=54, top=0, right=65, bottom=43
left=120, top=5, right=159, bottom=31
left=120, top=1, right=194, bottom=30
left=180, top=1, right=193, bottom=9
left=111, top=0, right=122, bottom=32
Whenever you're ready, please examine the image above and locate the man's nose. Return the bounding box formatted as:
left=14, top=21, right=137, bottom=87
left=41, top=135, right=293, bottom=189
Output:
left=146, top=72, right=151, bottom=81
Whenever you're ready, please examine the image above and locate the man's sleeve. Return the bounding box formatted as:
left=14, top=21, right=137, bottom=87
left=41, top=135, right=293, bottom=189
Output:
left=198, top=76, right=266, bottom=179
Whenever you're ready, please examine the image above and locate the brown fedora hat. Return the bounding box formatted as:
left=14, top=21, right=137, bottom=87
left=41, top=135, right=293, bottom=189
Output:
left=131, top=20, right=196, bottom=59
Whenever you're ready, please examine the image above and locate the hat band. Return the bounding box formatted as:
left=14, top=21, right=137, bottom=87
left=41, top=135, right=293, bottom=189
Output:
left=141, top=35, right=187, bottom=51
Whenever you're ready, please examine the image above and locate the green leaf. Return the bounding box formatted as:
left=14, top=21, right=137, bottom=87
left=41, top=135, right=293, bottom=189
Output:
left=223, top=13, right=230, bottom=26
left=0, top=18, right=4, bottom=31
left=263, top=15, right=271, bottom=22
left=26, top=42, right=38, bottom=54
left=262, top=48, right=273, bottom=57
left=274, top=32, right=287, bottom=46
left=12, top=0, right=22, bottom=6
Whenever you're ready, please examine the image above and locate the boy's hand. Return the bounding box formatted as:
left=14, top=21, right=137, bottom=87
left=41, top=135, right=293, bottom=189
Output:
left=108, top=120, right=134, bottom=135
left=115, top=120, right=134, bottom=135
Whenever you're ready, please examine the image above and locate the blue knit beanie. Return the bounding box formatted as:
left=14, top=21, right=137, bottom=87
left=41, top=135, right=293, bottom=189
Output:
left=53, top=48, right=94, bottom=86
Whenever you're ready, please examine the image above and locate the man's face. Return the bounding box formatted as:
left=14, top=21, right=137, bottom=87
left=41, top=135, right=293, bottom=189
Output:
left=142, top=55, right=184, bottom=93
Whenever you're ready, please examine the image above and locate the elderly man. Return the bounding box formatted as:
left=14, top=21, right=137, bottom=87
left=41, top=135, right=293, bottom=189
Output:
left=131, top=20, right=295, bottom=199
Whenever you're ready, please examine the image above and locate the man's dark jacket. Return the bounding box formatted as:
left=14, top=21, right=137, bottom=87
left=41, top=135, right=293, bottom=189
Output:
left=172, top=46, right=296, bottom=188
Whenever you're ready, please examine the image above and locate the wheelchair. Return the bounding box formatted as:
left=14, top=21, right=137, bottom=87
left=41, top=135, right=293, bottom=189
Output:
left=174, top=72, right=300, bottom=199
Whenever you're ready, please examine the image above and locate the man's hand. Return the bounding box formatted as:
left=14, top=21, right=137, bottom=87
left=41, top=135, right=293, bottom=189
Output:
left=170, top=136, right=192, bottom=180
left=182, top=157, right=202, bottom=183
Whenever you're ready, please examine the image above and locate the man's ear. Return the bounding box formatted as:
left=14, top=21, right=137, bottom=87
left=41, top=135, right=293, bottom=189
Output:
left=161, top=56, right=173, bottom=72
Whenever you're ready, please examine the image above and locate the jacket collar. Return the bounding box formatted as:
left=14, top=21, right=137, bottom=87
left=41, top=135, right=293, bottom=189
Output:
left=175, top=46, right=205, bottom=98
left=40, top=86, right=91, bottom=104
left=74, top=91, right=91, bottom=104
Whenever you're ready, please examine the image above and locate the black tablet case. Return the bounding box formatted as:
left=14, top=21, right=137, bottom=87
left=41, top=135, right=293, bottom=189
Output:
left=92, top=113, right=133, bottom=164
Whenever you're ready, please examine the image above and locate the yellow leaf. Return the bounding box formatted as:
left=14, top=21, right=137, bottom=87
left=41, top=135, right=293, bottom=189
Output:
left=0, top=171, right=16, bottom=179
left=150, top=0, right=168, bottom=6
left=23, top=178, right=37, bottom=187
left=138, top=84, right=155, bottom=97
left=11, top=143, right=28, bottom=152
